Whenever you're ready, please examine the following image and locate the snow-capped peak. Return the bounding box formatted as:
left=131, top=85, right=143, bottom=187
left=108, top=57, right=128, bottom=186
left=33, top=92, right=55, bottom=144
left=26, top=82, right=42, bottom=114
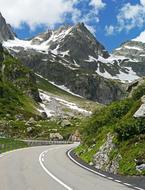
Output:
left=133, top=30, right=145, bottom=43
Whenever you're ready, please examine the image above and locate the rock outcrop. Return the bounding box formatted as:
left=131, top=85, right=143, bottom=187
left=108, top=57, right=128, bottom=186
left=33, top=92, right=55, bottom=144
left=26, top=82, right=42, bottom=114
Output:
left=134, top=95, right=145, bottom=118
left=0, top=13, right=15, bottom=42
left=93, top=133, right=122, bottom=174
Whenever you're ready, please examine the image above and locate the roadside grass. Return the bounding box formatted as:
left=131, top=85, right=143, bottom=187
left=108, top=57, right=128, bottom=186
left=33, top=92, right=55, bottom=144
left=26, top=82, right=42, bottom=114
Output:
left=74, top=81, right=145, bottom=176
left=75, top=126, right=113, bottom=163
left=0, top=138, right=28, bottom=153
left=118, top=135, right=145, bottom=175
left=0, top=119, right=79, bottom=141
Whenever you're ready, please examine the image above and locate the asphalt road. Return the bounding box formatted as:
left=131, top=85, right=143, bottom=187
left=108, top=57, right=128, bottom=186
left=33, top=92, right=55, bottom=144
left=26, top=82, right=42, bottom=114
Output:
left=0, top=143, right=136, bottom=190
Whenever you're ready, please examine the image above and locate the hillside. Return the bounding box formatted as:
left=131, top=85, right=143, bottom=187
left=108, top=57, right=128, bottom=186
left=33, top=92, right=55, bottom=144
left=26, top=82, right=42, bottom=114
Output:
left=0, top=43, right=98, bottom=140
left=0, top=43, right=41, bottom=120
left=75, top=78, right=145, bottom=175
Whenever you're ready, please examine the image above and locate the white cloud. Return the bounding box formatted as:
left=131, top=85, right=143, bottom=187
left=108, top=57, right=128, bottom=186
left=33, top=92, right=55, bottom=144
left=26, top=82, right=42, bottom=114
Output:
left=89, top=0, right=106, bottom=10
left=105, top=0, right=145, bottom=35
left=80, top=0, right=106, bottom=35
left=105, top=25, right=115, bottom=35
left=140, top=0, right=145, bottom=6
left=0, top=0, right=80, bottom=29
left=0, top=0, right=106, bottom=35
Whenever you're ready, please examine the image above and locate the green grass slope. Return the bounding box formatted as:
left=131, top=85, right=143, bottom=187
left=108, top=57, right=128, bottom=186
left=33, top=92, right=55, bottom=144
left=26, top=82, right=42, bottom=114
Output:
left=75, top=79, right=145, bottom=175
left=0, top=46, right=40, bottom=120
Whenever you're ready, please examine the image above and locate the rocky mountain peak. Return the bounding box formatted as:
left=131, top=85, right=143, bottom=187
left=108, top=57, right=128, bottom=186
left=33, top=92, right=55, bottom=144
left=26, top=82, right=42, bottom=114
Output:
left=133, top=30, right=145, bottom=43
left=0, top=12, right=15, bottom=42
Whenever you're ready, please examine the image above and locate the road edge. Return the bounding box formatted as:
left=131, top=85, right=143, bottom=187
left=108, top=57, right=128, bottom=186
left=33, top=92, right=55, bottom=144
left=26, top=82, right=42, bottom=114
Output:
left=67, top=148, right=145, bottom=190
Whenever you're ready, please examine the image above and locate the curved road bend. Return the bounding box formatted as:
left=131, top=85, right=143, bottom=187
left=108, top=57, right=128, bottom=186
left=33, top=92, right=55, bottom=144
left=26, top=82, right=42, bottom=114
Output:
left=0, top=143, right=134, bottom=190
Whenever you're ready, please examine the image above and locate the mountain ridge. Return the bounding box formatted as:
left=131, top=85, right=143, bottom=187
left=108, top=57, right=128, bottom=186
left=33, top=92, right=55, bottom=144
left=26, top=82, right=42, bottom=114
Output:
left=1, top=12, right=145, bottom=104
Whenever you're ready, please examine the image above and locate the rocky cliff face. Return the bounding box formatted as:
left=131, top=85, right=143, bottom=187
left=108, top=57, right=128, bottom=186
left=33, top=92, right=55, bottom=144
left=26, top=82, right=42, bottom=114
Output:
left=0, top=13, right=15, bottom=42
left=93, top=133, right=122, bottom=174
left=11, top=49, right=124, bottom=104
left=113, top=34, right=145, bottom=77
left=0, top=15, right=125, bottom=104
left=31, top=23, right=110, bottom=64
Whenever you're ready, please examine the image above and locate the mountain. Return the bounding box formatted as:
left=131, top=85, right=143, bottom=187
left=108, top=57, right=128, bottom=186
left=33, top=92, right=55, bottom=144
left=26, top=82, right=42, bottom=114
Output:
left=0, top=13, right=125, bottom=104
left=0, top=13, right=15, bottom=42
left=2, top=13, right=145, bottom=104
left=0, top=42, right=97, bottom=140
left=113, top=31, right=145, bottom=77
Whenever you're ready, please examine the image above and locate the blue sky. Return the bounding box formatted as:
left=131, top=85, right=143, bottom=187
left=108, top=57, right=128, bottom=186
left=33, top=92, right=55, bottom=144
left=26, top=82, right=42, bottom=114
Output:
left=1, top=0, right=145, bottom=52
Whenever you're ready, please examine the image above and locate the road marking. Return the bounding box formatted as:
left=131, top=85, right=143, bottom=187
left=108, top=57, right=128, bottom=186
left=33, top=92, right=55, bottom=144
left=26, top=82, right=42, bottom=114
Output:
left=39, top=147, right=73, bottom=190
left=107, top=177, right=113, bottom=180
left=41, top=157, right=44, bottom=162
left=67, top=149, right=144, bottom=190
left=114, top=180, right=121, bottom=183
left=123, top=183, right=132, bottom=187
left=67, top=149, right=110, bottom=178
left=134, top=187, right=144, bottom=190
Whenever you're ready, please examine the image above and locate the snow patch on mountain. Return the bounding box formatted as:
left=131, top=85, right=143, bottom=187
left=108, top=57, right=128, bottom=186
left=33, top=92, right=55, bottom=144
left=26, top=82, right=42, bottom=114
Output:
left=36, top=73, right=83, bottom=98
left=50, top=81, right=84, bottom=98
left=3, top=38, right=49, bottom=52
left=96, top=65, right=139, bottom=83
left=124, top=45, right=143, bottom=51
left=85, top=55, right=127, bottom=65
left=38, top=90, right=91, bottom=118
left=133, top=31, right=145, bottom=43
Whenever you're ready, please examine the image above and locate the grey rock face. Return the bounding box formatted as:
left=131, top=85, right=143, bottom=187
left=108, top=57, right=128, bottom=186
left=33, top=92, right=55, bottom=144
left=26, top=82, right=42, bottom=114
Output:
left=0, top=13, right=126, bottom=103
left=31, top=23, right=110, bottom=62
left=94, top=134, right=115, bottom=170
left=93, top=133, right=121, bottom=174
left=113, top=40, right=145, bottom=76
left=134, top=104, right=145, bottom=118
left=136, top=164, right=145, bottom=172
left=49, top=133, right=63, bottom=140
left=134, top=95, right=145, bottom=118
left=0, top=13, right=15, bottom=42
left=7, top=40, right=124, bottom=104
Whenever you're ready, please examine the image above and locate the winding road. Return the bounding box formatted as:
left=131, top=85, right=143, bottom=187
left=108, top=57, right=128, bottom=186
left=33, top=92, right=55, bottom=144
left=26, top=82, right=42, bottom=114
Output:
left=0, top=143, right=138, bottom=190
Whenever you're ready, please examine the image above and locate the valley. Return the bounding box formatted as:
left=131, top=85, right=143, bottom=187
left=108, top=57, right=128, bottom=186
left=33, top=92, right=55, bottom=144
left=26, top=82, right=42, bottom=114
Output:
left=0, top=11, right=145, bottom=180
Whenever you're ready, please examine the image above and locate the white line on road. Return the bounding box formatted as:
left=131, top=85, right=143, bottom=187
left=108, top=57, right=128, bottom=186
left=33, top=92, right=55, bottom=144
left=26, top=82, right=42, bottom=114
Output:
left=67, top=149, right=144, bottom=190
left=39, top=147, right=73, bottom=190
left=114, top=180, right=121, bottom=183
left=67, top=149, right=109, bottom=178
left=134, top=187, right=144, bottom=190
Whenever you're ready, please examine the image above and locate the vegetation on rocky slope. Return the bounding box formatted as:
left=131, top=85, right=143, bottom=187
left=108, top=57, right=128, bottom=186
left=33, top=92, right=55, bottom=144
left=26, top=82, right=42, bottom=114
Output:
left=0, top=45, right=41, bottom=120
left=75, top=79, right=145, bottom=175
left=0, top=45, right=95, bottom=141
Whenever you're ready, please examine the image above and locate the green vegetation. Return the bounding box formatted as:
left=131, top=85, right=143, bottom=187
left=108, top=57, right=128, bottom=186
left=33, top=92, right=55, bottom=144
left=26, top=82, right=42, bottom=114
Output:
left=75, top=79, right=145, bottom=175
left=0, top=119, right=80, bottom=140
left=0, top=48, right=40, bottom=120
left=0, top=138, right=28, bottom=153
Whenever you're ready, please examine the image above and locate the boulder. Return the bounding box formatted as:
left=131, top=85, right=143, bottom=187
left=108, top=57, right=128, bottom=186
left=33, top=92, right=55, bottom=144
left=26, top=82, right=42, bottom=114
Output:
left=50, top=133, right=63, bottom=141
left=25, top=117, right=36, bottom=125
left=134, top=104, right=145, bottom=118
left=61, top=120, right=72, bottom=127
left=27, top=127, right=33, bottom=133
left=136, top=164, right=145, bottom=172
